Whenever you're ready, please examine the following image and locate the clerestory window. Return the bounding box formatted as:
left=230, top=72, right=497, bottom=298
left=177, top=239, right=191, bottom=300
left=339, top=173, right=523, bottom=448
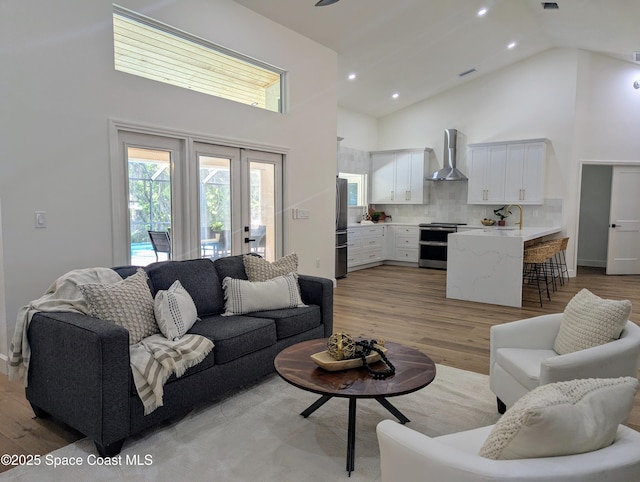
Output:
left=113, top=5, right=285, bottom=113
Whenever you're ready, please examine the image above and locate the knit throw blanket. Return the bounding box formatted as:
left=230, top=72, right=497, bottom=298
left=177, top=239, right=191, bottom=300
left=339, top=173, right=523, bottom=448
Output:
left=9, top=267, right=214, bottom=415
left=130, top=334, right=213, bottom=415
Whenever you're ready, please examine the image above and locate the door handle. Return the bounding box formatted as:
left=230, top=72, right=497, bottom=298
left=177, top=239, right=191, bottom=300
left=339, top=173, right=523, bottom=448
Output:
left=244, top=237, right=256, bottom=243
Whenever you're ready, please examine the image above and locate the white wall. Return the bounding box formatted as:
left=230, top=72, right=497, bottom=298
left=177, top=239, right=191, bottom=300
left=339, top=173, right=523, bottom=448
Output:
left=376, top=48, right=578, bottom=201
left=0, top=0, right=337, bottom=369
left=337, top=107, right=378, bottom=151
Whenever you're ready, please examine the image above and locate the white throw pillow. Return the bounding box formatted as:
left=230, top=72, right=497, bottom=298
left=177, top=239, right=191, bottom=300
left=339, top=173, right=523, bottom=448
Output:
left=479, top=377, right=638, bottom=460
left=554, top=288, right=631, bottom=355
left=221, top=273, right=306, bottom=316
left=154, top=280, right=199, bottom=341
left=79, top=268, right=158, bottom=345
left=243, top=253, right=298, bottom=282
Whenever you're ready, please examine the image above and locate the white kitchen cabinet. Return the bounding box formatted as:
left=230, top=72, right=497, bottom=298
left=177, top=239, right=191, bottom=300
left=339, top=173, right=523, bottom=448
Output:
left=504, top=142, right=545, bottom=204
left=467, top=145, right=507, bottom=203
left=371, top=149, right=430, bottom=204
left=385, top=225, right=419, bottom=262
left=347, top=225, right=385, bottom=270
left=467, top=139, right=547, bottom=205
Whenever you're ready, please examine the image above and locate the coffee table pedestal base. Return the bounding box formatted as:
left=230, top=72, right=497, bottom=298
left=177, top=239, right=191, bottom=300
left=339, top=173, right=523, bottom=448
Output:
left=301, top=394, right=410, bottom=476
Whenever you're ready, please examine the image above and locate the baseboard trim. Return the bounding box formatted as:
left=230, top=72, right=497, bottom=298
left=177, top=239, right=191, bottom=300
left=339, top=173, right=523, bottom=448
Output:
left=0, top=353, right=8, bottom=376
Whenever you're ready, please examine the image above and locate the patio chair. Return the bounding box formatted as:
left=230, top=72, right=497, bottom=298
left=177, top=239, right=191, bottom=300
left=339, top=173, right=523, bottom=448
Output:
left=148, top=230, right=171, bottom=261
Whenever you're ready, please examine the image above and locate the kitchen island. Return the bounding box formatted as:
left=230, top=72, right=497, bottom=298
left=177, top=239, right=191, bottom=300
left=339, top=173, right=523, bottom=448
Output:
left=446, top=226, right=562, bottom=307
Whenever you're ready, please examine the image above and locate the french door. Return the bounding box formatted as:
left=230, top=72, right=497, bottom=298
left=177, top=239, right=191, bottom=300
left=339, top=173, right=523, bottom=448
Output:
left=112, top=126, right=282, bottom=266
left=194, top=144, right=281, bottom=262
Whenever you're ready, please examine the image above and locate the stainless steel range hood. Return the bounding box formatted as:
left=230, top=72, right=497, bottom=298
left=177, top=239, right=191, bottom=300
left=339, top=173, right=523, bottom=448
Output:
left=428, top=128, right=468, bottom=181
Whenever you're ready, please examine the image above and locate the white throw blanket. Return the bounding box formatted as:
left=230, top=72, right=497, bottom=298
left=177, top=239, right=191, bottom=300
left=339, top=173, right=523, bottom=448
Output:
left=9, top=267, right=214, bottom=415
left=8, top=267, right=123, bottom=384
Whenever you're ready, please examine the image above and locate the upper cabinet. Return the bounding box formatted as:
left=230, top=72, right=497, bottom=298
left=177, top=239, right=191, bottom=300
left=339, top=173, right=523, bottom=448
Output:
left=467, top=139, right=547, bottom=205
left=371, top=149, right=431, bottom=204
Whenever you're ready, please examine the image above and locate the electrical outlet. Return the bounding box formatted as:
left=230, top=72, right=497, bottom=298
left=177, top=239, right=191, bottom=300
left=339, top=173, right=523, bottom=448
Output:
left=316, top=258, right=320, bottom=268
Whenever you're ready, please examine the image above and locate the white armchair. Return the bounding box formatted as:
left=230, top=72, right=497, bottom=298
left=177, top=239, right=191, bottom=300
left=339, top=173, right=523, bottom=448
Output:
left=490, top=313, right=640, bottom=412
left=377, top=419, right=640, bottom=482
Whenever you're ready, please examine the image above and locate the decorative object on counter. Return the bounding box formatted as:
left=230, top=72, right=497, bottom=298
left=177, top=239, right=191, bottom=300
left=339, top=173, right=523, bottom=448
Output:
left=481, top=218, right=496, bottom=226
left=314, top=334, right=394, bottom=378
left=493, top=205, right=512, bottom=226
left=367, top=205, right=387, bottom=223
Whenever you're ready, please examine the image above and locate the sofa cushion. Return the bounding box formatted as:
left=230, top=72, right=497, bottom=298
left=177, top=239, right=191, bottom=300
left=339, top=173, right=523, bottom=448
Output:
left=80, top=268, right=159, bottom=345
left=214, top=254, right=251, bottom=282
left=188, top=315, right=277, bottom=364
left=145, top=259, right=224, bottom=316
left=495, top=348, right=558, bottom=391
left=243, top=253, right=298, bottom=282
left=554, top=288, right=631, bottom=355
left=221, top=274, right=306, bottom=316
left=248, top=305, right=321, bottom=339
left=479, top=377, right=638, bottom=460
left=154, top=280, right=199, bottom=340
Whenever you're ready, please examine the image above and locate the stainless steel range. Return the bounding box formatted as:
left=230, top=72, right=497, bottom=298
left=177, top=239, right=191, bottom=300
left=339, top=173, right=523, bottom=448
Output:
left=418, top=223, right=466, bottom=269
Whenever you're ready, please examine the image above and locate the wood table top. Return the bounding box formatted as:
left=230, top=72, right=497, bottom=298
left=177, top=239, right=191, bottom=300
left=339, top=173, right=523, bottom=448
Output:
left=274, top=338, right=436, bottom=399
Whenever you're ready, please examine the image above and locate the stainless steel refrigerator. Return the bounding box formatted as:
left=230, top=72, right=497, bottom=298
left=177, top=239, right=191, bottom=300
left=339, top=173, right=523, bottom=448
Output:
left=335, top=177, right=348, bottom=278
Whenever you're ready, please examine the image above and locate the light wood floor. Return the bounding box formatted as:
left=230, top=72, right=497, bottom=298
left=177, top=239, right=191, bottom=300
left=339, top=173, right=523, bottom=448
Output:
left=0, top=265, right=638, bottom=472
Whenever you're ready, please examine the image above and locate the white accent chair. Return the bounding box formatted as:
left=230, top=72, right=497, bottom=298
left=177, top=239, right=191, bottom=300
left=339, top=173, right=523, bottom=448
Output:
left=490, top=313, right=640, bottom=413
left=377, top=419, right=640, bottom=482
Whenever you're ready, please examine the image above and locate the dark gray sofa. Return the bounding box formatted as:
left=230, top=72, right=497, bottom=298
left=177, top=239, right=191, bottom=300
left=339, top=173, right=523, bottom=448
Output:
left=25, top=255, right=333, bottom=457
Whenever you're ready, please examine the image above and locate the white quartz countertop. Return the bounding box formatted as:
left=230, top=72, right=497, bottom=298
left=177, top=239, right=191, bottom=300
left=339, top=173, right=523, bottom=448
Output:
left=451, top=226, right=561, bottom=242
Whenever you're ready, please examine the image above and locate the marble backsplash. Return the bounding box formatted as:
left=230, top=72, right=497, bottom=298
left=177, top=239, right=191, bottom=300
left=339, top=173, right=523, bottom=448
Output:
left=340, top=146, right=562, bottom=227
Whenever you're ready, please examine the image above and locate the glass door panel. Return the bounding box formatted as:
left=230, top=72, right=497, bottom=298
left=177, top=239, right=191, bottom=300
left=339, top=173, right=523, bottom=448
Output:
left=249, top=161, right=276, bottom=260
left=198, top=155, right=231, bottom=260
left=128, top=147, right=172, bottom=265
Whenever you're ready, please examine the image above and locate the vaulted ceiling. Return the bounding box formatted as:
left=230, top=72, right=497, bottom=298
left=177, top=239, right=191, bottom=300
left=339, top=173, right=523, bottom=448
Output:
left=234, top=0, right=640, bottom=118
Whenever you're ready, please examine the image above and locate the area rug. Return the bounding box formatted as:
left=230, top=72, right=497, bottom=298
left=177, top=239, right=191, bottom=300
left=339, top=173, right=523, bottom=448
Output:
left=1, top=364, right=500, bottom=481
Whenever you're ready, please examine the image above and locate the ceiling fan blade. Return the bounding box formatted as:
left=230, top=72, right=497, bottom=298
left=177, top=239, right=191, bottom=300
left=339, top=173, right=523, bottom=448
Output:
left=315, top=0, right=340, bottom=6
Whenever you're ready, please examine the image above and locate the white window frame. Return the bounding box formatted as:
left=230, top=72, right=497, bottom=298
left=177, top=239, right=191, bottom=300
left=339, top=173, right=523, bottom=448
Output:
left=113, top=5, right=286, bottom=113
left=109, top=120, right=287, bottom=265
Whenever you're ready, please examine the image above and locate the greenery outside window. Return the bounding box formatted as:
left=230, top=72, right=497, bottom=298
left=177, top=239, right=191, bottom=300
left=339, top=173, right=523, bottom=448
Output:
left=339, top=172, right=367, bottom=207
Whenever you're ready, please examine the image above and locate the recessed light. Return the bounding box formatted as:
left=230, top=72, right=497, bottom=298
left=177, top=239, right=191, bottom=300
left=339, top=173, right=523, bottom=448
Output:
left=507, top=41, right=517, bottom=49
left=348, top=73, right=357, bottom=80
left=477, top=7, right=487, bottom=16
left=392, top=92, right=399, bottom=99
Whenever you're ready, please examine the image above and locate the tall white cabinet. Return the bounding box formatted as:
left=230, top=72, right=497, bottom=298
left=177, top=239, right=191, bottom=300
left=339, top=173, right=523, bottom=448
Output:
left=370, top=149, right=431, bottom=204
left=467, top=139, right=547, bottom=205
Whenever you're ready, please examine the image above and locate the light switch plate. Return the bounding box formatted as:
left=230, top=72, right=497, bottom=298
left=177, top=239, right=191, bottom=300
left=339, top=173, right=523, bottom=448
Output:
left=34, top=211, right=47, bottom=228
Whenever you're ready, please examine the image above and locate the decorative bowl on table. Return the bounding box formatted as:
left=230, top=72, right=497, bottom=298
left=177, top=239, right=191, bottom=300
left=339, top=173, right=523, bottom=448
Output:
left=481, top=218, right=496, bottom=226
left=310, top=345, right=388, bottom=371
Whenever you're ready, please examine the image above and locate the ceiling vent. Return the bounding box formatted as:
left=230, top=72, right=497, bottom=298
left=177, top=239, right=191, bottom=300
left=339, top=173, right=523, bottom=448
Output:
left=633, top=52, right=640, bottom=63
left=459, top=68, right=477, bottom=78
left=542, top=2, right=559, bottom=9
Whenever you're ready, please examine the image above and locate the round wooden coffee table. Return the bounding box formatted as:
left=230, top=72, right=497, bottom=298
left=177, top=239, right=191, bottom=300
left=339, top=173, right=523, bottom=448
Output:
left=274, top=338, right=436, bottom=475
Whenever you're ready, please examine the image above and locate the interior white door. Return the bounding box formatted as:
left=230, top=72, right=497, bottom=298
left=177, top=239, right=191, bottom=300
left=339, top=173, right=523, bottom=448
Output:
left=606, top=165, right=640, bottom=274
